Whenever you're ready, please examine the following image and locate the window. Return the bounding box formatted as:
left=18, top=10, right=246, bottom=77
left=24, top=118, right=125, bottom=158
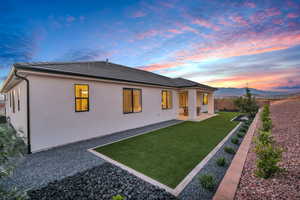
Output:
left=9, top=92, right=12, bottom=108
left=75, top=84, right=89, bottom=112
left=123, top=88, right=142, bottom=113
left=203, top=93, right=208, bottom=105
left=12, top=90, right=15, bottom=113
left=17, top=88, right=21, bottom=111
left=162, top=90, right=172, bottom=109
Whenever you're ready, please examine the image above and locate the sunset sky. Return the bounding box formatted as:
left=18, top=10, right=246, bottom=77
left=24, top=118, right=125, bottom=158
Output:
left=1, top=0, right=300, bottom=92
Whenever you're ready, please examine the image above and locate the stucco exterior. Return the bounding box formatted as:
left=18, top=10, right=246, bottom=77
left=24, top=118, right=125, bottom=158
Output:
left=5, top=81, right=28, bottom=142
left=2, top=66, right=216, bottom=153
left=28, top=74, right=179, bottom=152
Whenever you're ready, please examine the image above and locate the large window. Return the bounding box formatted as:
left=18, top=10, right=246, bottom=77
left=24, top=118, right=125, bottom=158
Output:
left=162, top=90, right=172, bottom=109
left=123, top=88, right=142, bottom=113
left=75, top=84, right=89, bottom=112
left=203, top=93, right=208, bottom=105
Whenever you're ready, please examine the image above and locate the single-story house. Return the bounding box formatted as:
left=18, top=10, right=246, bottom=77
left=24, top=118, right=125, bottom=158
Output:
left=0, top=61, right=217, bottom=153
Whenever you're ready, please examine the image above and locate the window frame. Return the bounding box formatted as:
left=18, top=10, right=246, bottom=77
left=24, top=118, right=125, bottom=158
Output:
left=17, top=88, right=21, bottom=112
left=123, top=88, right=142, bottom=114
left=74, top=84, right=90, bottom=112
left=12, top=90, right=15, bottom=113
left=161, top=90, right=172, bottom=110
left=203, top=93, right=208, bottom=105
left=9, top=92, right=12, bottom=108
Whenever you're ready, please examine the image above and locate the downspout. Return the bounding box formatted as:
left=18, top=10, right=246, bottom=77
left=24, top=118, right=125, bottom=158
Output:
left=14, top=69, right=31, bottom=154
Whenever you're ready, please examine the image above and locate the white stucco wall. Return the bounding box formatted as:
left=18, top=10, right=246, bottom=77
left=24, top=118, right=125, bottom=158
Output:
left=4, top=81, right=28, bottom=142
left=29, top=75, right=179, bottom=152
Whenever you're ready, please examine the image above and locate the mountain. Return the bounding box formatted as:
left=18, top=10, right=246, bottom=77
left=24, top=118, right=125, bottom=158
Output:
left=215, top=88, right=290, bottom=98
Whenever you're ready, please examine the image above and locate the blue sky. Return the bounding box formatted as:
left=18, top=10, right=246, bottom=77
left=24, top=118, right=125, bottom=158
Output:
left=1, top=0, right=300, bottom=91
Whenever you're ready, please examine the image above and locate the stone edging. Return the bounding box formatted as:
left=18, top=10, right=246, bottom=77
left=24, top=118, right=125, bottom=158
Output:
left=213, top=110, right=261, bottom=200
left=88, top=121, right=242, bottom=197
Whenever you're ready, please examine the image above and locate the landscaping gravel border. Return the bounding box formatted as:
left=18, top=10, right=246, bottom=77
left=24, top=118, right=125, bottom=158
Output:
left=28, top=163, right=177, bottom=200
left=179, top=122, right=247, bottom=200
left=1, top=120, right=182, bottom=191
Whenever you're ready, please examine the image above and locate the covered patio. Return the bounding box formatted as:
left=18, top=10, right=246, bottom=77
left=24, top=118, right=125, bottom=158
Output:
left=177, top=88, right=216, bottom=121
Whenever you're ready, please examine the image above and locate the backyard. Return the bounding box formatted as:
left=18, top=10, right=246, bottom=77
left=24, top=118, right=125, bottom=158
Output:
left=95, top=112, right=239, bottom=188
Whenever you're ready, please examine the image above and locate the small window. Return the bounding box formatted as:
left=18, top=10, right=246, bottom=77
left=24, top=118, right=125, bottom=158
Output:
left=75, top=84, right=89, bottom=112
left=203, top=93, right=208, bottom=105
left=123, top=88, right=142, bottom=114
left=9, top=92, right=12, bottom=108
left=12, top=90, right=15, bottom=113
left=17, top=88, right=21, bottom=111
left=162, top=90, right=172, bottom=109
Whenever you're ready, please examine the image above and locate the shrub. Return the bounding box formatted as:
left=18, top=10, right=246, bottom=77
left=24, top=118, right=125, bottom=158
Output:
left=237, top=132, right=245, bottom=138
left=0, top=124, right=27, bottom=199
left=239, top=126, right=248, bottom=133
left=231, top=137, right=239, bottom=145
left=254, top=141, right=283, bottom=178
left=216, top=157, right=227, bottom=167
left=262, top=119, right=272, bottom=132
left=256, top=130, right=273, bottom=145
left=199, top=174, right=216, bottom=191
left=224, top=146, right=235, bottom=154
left=112, top=194, right=125, bottom=200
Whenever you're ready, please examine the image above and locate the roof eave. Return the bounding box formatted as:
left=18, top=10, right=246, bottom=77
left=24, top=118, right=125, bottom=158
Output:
left=0, top=66, right=16, bottom=93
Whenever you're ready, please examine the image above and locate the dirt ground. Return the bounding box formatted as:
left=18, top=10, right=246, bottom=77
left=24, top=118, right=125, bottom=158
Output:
left=235, top=99, right=300, bottom=200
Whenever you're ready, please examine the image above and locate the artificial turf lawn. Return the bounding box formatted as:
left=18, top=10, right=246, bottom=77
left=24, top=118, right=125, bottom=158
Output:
left=95, top=112, right=239, bottom=188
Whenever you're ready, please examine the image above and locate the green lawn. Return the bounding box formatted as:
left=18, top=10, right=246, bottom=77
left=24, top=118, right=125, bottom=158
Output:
left=95, top=112, right=239, bottom=188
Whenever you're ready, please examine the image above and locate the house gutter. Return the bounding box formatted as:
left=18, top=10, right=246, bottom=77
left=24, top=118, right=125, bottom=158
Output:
left=14, top=69, right=31, bottom=154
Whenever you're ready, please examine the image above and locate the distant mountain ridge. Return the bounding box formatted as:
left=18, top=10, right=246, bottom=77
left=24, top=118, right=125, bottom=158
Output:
left=215, top=87, right=290, bottom=98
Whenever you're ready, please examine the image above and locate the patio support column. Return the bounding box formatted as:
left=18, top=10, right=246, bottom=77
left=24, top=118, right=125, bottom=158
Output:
left=208, top=92, right=215, bottom=114
left=188, top=89, right=197, bottom=120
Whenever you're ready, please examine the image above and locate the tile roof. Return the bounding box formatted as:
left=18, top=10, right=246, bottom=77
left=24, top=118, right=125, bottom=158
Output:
left=14, top=61, right=216, bottom=90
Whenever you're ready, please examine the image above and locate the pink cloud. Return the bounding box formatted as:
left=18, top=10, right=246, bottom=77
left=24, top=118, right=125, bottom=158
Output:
left=250, top=8, right=281, bottom=24
left=218, top=17, right=231, bottom=26
left=230, top=15, right=249, bottom=26
left=287, top=13, right=299, bottom=18
left=244, top=2, right=256, bottom=8
left=265, top=8, right=281, bottom=17
left=140, top=31, right=300, bottom=71
left=273, top=18, right=284, bottom=25
left=131, top=10, right=147, bottom=18
left=136, top=29, right=160, bottom=39
left=192, top=18, right=220, bottom=31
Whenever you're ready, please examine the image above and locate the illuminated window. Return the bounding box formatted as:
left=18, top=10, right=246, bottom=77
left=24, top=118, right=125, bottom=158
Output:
left=123, top=88, right=142, bottom=113
left=203, top=93, right=208, bottom=105
left=75, top=84, right=89, bottom=112
left=162, top=90, right=172, bottom=109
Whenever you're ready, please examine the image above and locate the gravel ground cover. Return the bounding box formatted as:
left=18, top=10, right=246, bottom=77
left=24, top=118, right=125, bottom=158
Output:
left=179, top=122, right=244, bottom=200
left=2, top=120, right=181, bottom=191
left=235, top=100, right=300, bottom=200
left=28, top=163, right=177, bottom=200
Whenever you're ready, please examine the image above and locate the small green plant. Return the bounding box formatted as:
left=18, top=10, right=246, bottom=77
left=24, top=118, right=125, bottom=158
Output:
left=216, top=157, right=227, bottom=167
left=237, top=132, right=245, bottom=138
left=256, top=130, right=273, bottom=145
left=239, top=126, right=248, bottom=133
left=231, top=137, right=239, bottom=145
left=262, top=119, right=272, bottom=131
left=199, top=174, right=216, bottom=191
left=224, top=146, right=235, bottom=154
left=112, top=194, right=125, bottom=200
left=254, top=141, right=283, bottom=178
